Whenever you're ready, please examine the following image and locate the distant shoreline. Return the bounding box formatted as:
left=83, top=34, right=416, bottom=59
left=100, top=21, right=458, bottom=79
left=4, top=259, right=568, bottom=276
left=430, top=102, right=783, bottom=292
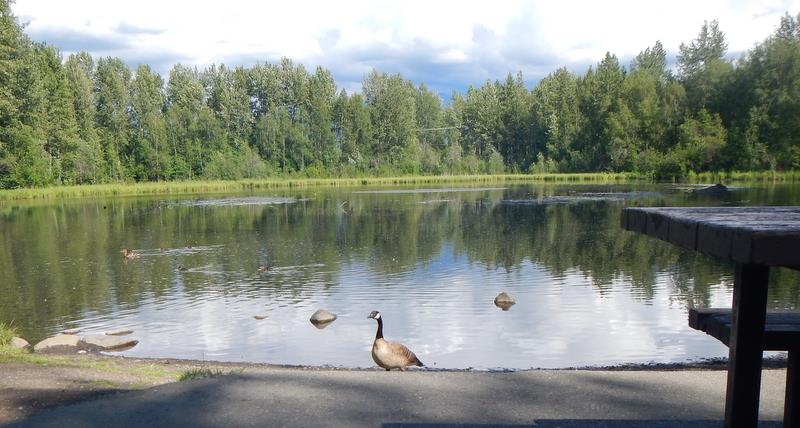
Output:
left=1, top=171, right=797, bottom=202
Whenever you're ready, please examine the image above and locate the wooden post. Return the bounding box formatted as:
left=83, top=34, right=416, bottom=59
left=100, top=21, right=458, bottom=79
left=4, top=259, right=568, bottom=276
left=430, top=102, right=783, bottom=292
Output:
left=786, top=350, right=800, bottom=428
left=725, top=263, right=770, bottom=428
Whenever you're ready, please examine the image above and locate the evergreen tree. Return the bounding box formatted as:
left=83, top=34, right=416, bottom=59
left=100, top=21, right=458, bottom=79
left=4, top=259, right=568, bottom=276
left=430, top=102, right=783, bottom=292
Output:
left=678, top=20, right=733, bottom=111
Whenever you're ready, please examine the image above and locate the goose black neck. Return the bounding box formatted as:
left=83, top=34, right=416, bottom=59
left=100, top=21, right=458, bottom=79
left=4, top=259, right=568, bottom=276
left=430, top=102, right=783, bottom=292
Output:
left=374, top=317, right=384, bottom=340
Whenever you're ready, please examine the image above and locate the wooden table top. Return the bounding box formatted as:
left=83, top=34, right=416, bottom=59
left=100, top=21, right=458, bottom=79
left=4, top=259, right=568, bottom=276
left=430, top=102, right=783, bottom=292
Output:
left=621, top=206, right=800, bottom=269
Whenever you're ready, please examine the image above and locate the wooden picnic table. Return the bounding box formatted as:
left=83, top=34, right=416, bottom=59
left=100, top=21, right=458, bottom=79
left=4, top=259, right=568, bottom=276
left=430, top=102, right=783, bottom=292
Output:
left=621, top=206, right=800, bottom=428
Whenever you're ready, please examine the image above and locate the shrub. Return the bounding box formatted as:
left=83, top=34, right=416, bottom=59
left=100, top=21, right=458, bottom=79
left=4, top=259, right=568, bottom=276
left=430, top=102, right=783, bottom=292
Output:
left=0, top=322, right=18, bottom=346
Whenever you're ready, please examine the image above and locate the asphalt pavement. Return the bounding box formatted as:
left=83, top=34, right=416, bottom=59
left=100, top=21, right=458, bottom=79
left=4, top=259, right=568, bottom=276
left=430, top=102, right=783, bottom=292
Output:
left=5, top=368, right=788, bottom=428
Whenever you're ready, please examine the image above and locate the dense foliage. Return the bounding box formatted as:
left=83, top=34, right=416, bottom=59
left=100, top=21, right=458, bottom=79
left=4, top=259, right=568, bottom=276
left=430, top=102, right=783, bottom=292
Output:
left=1, top=1, right=799, bottom=188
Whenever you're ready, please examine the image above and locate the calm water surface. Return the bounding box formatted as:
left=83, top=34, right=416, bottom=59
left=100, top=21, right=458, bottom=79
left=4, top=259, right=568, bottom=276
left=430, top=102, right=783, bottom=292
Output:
left=2, top=183, right=799, bottom=369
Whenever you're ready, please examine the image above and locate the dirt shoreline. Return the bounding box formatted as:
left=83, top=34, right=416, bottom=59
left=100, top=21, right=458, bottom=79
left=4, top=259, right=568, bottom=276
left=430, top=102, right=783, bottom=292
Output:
left=0, top=353, right=788, bottom=425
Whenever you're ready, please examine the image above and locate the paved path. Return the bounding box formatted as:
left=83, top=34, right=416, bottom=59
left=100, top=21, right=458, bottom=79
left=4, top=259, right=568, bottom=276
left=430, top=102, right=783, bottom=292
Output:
left=6, top=368, right=788, bottom=428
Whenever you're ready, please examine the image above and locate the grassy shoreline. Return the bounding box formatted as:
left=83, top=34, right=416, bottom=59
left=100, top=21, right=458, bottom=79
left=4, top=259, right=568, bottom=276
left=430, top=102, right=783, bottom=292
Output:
left=0, top=171, right=797, bottom=202
left=0, top=173, right=634, bottom=201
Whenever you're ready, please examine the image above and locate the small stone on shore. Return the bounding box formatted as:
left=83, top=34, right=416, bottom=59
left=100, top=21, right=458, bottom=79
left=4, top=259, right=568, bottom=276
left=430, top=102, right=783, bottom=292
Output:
left=254, top=315, right=267, bottom=320
left=61, top=329, right=81, bottom=335
left=104, top=329, right=133, bottom=336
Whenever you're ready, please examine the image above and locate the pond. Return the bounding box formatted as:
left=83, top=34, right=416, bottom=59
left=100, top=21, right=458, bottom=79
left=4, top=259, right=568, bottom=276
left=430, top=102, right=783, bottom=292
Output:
left=2, top=182, right=799, bottom=369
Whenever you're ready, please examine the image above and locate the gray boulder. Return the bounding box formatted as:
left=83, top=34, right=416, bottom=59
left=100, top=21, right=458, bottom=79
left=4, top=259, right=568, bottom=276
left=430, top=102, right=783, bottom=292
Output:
left=310, top=309, right=337, bottom=329
left=10, top=337, right=30, bottom=350
left=33, top=334, right=81, bottom=353
left=80, top=335, right=138, bottom=352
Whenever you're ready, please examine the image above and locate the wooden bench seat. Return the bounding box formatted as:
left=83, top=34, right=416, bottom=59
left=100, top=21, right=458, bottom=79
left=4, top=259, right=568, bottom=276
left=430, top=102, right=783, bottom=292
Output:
left=689, top=308, right=800, bottom=351
left=690, top=308, right=800, bottom=427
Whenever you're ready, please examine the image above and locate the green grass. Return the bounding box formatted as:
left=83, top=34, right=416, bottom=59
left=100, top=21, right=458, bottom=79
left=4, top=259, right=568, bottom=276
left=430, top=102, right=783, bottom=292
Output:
left=0, top=173, right=639, bottom=201
left=88, top=379, right=120, bottom=388
left=178, top=368, right=224, bottom=381
left=0, top=322, right=18, bottom=346
left=0, top=346, right=181, bottom=382
left=686, top=170, right=800, bottom=183
left=0, top=171, right=797, bottom=202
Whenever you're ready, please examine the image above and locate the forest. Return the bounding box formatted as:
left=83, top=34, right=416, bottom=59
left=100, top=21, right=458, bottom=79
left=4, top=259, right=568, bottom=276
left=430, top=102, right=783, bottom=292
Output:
left=1, top=0, right=800, bottom=189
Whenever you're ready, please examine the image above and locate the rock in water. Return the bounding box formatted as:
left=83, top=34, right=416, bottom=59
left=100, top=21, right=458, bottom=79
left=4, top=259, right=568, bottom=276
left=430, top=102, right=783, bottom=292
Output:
left=80, top=335, right=139, bottom=352
left=104, top=329, right=133, bottom=336
left=693, top=184, right=728, bottom=195
left=494, top=292, right=516, bottom=311
left=33, top=334, right=81, bottom=353
left=10, top=337, right=30, bottom=350
left=310, top=309, right=337, bottom=329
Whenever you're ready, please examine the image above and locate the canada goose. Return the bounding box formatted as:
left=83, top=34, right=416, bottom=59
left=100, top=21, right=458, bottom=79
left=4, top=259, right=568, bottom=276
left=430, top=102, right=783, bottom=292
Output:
left=121, top=248, right=139, bottom=260
left=367, top=310, right=423, bottom=371
left=257, top=265, right=270, bottom=273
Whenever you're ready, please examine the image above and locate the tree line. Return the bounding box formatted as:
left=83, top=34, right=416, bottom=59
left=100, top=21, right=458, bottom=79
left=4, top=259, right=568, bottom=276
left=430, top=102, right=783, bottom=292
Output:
left=1, top=1, right=799, bottom=188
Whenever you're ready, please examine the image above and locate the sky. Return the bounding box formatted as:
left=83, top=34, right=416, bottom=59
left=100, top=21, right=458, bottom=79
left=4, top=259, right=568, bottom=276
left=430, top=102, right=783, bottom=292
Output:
left=11, top=0, right=800, bottom=98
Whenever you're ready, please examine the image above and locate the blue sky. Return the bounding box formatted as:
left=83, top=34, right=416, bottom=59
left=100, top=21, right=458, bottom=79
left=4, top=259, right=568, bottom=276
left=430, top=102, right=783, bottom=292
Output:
left=12, top=0, right=800, bottom=99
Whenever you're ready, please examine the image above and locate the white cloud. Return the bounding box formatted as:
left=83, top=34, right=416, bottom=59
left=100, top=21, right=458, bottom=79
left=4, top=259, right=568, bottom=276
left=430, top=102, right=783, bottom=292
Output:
left=12, top=0, right=800, bottom=95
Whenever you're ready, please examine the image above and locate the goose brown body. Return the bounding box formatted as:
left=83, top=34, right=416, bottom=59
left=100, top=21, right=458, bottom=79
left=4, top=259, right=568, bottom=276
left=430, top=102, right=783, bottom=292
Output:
left=367, top=311, right=423, bottom=371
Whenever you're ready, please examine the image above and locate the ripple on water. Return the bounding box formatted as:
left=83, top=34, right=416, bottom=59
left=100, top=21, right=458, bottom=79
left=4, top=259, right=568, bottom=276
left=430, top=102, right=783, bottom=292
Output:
left=352, top=187, right=507, bottom=194
left=174, top=197, right=300, bottom=207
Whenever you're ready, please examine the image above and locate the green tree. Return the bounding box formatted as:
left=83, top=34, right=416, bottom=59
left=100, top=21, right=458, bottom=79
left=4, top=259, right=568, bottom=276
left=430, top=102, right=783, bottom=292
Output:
left=676, top=109, right=727, bottom=172
left=414, top=83, right=445, bottom=173
left=63, top=52, right=104, bottom=183
left=678, top=20, right=733, bottom=111
left=496, top=72, right=532, bottom=171
left=129, top=64, right=168, bottom=180
left=204, top=64, right=253, bottom=148
left=333, top=90, right=371, bottom=170
left=31, top=44, right=80, bottom=183
left=631, top=40, right=668, bottom=79
left=307, top=66, right=337, bottom=168
left=578, top=52, right=624, bottom=171
left=530, top=67, right=582, bottom=171
left=94, top=57, right=131, bottom=180
left=363, top=70, right=417, bottom=170
left=460, top=82, right=502, bottom=160
left=165, top=64, right=212, bottom=178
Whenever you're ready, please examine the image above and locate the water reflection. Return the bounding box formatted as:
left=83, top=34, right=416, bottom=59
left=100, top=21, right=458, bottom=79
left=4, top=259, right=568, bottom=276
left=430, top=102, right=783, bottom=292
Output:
left=1, top=183, right=799, bottom=368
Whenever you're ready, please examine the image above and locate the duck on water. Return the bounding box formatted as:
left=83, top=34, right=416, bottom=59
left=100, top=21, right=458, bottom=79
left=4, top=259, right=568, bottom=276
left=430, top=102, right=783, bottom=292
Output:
left=367, top=310, right=424, bottom=371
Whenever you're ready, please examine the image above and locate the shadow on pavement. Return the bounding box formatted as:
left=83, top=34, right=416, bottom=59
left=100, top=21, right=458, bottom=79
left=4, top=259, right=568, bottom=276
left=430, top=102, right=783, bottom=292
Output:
left=384, top=421, right=782, bottom=428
